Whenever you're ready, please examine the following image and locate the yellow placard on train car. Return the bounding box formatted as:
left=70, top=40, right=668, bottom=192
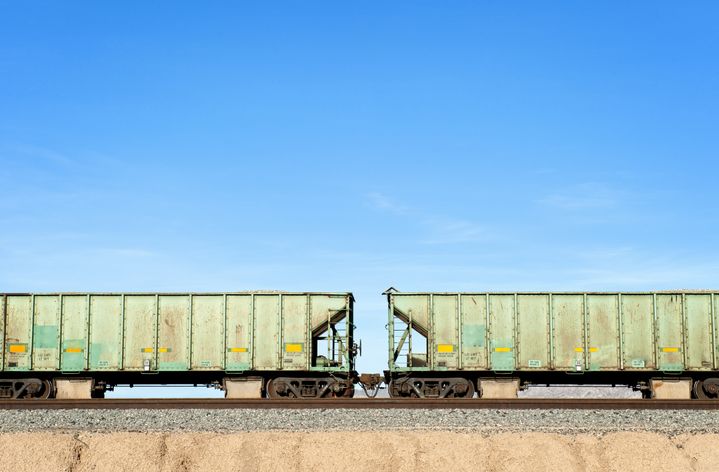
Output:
left=64, top=347, right=83, bottom=353
left=8, top=344, right=26, bottom=353
left=575, top=347, right=584, bottom=352
left=285, top=343, right=303, bottom=353
left=437, top=344, right=454, bottom=353
left=141, top=347, right=153, bottom=353
left=494, top=347, right=512, bottom=352
left=158, top=347, right=171, bottom=353
left=662, top=347, right=680, bottom=353
left=228, top=347, right=248, bottom=353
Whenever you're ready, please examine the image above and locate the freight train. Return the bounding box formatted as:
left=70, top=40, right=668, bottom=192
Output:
left=1, top=289, right=717, bottom=400
left=383, top=288, right=719, bottom=400
left=0, top=292, right=357, bottom=399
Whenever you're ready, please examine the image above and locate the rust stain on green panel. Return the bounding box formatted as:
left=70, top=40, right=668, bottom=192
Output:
left=685, top=295, right=713, bottom=370
left=225, top=295, right=252, bottom=371
left=586, top=295, right=619, bottom=370
left=157, top=295, right=190, bottom=371
left=281, top=295, right=308, bottom=370
left=123, top=296, right=156, bottom=370
left=253, top=295, right=279, bottom=370
left=5, top=296, right=32, bottom=370
left=621, top=295, right=654, bottom=370
left=191, top=295, right=224, bottom=370
left=552, top=295, right=585, bottom=371
left=656, top=294, right=684, bottom=371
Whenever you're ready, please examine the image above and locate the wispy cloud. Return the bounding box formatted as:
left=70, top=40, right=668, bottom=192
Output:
left=91, top=248, right=156, bottom=258
left=14, top=145, right=76, bottom=166
left=366, top=192, right=489, bottom=244
left=419, top=217, right=487, bottom=244
left=366, top=192, right=409, bottom=215
left=539, top=182, right=622, bottom=209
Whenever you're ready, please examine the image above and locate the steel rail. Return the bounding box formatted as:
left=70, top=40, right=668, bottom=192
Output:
left=1, top=398, right=719, bottom=410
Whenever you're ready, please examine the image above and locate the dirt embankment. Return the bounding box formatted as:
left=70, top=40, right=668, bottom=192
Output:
left=2, top=431, right=718, bottom=471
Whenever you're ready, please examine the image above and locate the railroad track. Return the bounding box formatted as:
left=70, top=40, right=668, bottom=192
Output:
left=1, top=398, right=719, bottom=409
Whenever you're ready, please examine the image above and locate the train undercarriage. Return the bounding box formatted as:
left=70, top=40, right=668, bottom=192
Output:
left=3, top=371, right=719, bottom=400
left=0, top=372, right=358, bottom=400
left=384, top=371, right=719, bottom=400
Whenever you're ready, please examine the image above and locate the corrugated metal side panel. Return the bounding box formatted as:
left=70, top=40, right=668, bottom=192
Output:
left=621, top=294, right=655, bottom=370
left=715, top=294, right=719, bottom=370
left=32, top=295, right=60, bottom=370
left=685, top=294, right=713, bottom=370
left=489, top=294, right=515, bottom=371
left=656, top=294, right=684, bottom=371
left=60, top=295, right=89, bottom=371
left=253, top=295, right=280, bottom=370
left=89, top=295, right=122, bottom=370
left=551, top=294, right=585, bottom=370
left=0, top=294, right=5, bottom=371
left=281, top=295, right=308, bottom=370
left=393, top=291, right=719, bottom=373
left=432, top=295, right=458, bottom=369
left=517, top=295, right=549, bottom=370
left=4, top=296, right=32, bottom=371
left=586, top=294, right=620, bottom=370
left=459, top=294, right=487, bottom=369
left=190, top=295, right=224, bottom=370
left=157, top=295, right=190, bottom=370
left=225, top=295, right=252, bottom=370
left=123, top=295, right=157, bottom=370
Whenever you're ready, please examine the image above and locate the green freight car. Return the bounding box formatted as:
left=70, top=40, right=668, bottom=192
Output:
left=384, top=288, right=719, bottom=399
left=0, top=292, right=357, bottom=399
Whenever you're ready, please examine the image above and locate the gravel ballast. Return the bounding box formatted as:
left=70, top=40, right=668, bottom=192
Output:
left=2, top=408, right=719, bottom=435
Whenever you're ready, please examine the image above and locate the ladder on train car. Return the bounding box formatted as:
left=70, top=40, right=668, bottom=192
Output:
left=393, top=318, right=412, bottom=367
left=329, top=322, right=348, bottom=366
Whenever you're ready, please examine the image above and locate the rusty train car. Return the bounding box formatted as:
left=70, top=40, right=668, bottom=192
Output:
left=385, top=289, right=719, bottom=399
left=3, top=288, right=719, bottom=401
left=0, top=292, right=357, bottom=399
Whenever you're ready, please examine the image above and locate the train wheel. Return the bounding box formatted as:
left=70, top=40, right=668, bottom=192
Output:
left=11, top=378, right=52, bottom=399
left=268, top=377, right=351, bottom=399
left=266, top=379, right=293, bottom=399
left=693, top=379, right=719, bottom=399
left=341, top=385, right=355, bottom=398
left=329, top=382, right=354, bottom=398
left=37, top=380, right=53, bottom=399
left=387, top=380, right=415, bottom=398
left=454, top=378, right=475, bottom=399
left=266, top=379, right=278, bottom=398
left=387, top=380, right=398, bottom=398
left=388, top=377, right=474, bottom=398
left=693, top=380, right=708, bottom=399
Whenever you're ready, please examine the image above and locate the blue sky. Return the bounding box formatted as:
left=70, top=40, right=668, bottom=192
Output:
left=1, top=2, right=718, bottom=385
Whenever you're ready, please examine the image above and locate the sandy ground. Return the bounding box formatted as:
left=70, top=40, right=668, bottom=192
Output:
left=1, top=431, right=718, bottom=472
